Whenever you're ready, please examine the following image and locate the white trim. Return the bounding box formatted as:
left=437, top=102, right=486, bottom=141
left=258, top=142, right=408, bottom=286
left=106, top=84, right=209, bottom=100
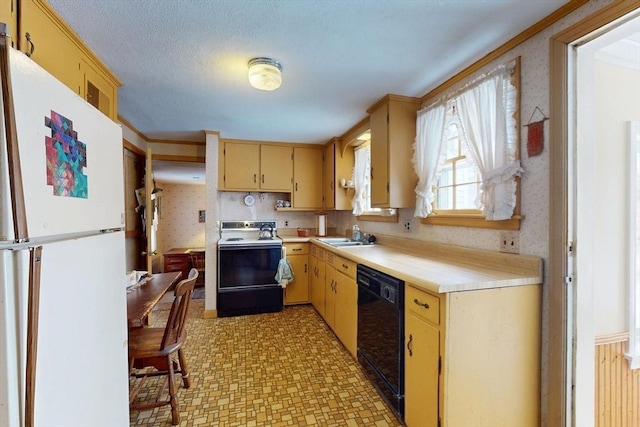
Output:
left=625, top=120, right=640, bottom=370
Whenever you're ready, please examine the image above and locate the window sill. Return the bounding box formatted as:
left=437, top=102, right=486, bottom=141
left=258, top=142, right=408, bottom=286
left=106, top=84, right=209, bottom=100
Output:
left=421, top=214, right=522, bottom=230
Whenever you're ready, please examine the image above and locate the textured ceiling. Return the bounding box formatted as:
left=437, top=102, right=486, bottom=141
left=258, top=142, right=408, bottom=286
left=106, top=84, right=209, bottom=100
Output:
left=48, top=0, right=571, bottom=145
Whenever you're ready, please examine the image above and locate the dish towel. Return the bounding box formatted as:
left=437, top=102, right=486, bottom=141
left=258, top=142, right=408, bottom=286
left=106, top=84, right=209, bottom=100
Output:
left=275, top=257, right=294, bottom=288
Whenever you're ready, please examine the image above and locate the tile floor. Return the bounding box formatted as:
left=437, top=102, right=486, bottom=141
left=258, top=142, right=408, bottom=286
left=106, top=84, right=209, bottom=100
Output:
left=129, top=301, right=403, bottom=426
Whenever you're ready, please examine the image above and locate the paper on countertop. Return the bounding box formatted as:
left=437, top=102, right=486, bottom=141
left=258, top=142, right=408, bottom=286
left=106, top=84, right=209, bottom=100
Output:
left=126, top=270, right=148, bottom=289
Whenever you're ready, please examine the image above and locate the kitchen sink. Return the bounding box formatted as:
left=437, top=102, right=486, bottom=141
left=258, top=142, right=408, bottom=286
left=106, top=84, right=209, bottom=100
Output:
left=317, top=237, right=372, bottom=247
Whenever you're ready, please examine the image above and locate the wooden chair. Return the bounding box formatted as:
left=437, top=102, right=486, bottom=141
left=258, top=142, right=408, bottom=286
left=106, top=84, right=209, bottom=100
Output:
left=189, top=251, right=205, bottom=286
left=128, top=268, right=198, bottom=425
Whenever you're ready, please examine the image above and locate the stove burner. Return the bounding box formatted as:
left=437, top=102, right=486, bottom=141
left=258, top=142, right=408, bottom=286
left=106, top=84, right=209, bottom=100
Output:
left=227, top=238, right=243, bottom=241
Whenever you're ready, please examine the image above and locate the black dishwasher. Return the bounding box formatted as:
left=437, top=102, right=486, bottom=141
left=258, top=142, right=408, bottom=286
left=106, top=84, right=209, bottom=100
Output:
left=357, top=264, right=405, bottom=419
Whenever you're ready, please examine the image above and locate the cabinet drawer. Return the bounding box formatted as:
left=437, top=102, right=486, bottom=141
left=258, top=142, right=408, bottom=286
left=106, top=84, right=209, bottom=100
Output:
left=286, top=243, right=308, bottom=255
left=406, top=285, right=440, bottom=325
left=164, top=255, right=188, bottom=272
left=335, top=256, right=356, bottom=279
left=310, top=244, right=325, bottom=260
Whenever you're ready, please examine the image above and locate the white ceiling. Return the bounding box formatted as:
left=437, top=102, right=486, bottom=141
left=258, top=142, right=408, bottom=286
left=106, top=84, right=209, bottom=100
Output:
left=48, top=0, right=579, bottom=184
left=49, top=0, right=571, bottom=146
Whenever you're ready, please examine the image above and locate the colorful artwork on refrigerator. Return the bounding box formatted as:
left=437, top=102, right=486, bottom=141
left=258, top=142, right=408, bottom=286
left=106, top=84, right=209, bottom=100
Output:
left=45, top=110, right=88, bottom=198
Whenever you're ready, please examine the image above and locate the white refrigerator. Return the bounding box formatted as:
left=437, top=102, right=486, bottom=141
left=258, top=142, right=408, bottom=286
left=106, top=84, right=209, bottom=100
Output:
left=0, top=47, right=129, bottom=425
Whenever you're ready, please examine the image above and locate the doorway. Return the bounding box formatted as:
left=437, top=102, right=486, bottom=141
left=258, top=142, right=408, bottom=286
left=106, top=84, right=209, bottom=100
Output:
left=549, top=4, right=640, bottom=426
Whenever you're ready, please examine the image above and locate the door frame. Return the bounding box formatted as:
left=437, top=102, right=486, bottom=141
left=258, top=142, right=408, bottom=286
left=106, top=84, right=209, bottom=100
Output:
left=548, top=0, right=640, bottom=425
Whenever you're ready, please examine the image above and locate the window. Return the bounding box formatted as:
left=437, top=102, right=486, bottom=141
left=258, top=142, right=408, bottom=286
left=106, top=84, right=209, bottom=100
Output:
left=434, top=122, right=481, bottom=213
left=414, top=60, right=522, bottom=230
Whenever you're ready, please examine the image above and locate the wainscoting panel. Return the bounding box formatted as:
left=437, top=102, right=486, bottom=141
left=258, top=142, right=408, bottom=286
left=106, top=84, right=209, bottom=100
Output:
left=595, top=337, right=640, bottom=427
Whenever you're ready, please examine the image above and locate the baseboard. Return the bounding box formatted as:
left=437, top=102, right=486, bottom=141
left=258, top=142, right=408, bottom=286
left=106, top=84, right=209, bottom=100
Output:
left=203, top=309, right=218, bottom=319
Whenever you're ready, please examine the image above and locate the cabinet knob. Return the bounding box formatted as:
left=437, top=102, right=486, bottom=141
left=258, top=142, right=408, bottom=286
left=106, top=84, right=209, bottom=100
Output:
left=407, top=334, right=413, bottom=357
left=253, top=174, right=257, bottom=183
left=413, top=298, right=430, bottom=309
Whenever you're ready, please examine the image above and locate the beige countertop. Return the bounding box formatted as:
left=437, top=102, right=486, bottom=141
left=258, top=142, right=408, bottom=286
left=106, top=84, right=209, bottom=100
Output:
left=164, top=247, right=205, bottom=255
left=281, top=234, right=542, bottom=294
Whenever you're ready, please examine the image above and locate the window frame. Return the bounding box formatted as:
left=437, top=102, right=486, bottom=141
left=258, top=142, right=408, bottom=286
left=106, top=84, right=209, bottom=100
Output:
left=420, top=58, right=522, bottom=230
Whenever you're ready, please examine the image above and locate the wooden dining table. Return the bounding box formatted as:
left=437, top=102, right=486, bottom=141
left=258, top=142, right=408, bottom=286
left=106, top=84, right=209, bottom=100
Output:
left=127, top=272, right=182, bottom=328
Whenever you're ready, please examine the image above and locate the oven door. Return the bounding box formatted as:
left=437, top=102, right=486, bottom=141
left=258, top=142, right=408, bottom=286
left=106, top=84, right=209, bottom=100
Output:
left=217, top=243, right=282, bottom=289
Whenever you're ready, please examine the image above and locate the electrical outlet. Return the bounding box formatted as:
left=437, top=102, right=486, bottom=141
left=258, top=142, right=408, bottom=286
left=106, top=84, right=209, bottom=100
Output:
left=284, top=220, right=289, bottom=227
left=500, top=231, right=520, bottom=254
left=404, top=221, right=411, bottom=232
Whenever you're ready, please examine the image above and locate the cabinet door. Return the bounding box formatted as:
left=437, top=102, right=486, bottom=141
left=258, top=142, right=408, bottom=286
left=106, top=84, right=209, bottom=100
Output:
left=284, top=254, right=309, bottom=304
left=224, top=142, right=260, bottom=190
left=334, top=272, right=358, bottom=358
left=19, top=0, right=83, bottom=93
left=2, top=0, right=17, bottom=49
left=310, top=253, right=326, bottom=317
left=293, top=147, right=323, bottom=209
left=81, top=58, right=117, bottom=120
left=369, top=103, right=389, bottom=207
left=323, top=142, right=336, bottom=209
left=261, top=145, right=292, bottom=191
left=324, top=264, right=337, bottom=331
left=405, top=312, right=440, bottom=427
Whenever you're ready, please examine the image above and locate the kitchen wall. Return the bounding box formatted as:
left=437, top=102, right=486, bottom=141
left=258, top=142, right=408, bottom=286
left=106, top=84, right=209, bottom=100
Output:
left=156, top=183, right=206, bottom=268
left=217, top=191, right=335, bottom=233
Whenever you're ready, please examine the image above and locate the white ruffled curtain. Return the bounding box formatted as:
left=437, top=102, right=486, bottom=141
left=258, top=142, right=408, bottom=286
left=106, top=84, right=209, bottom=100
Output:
left=454, top=67, right=522, bottom=220
left=352, top=144, right=371, bottom=216
left=413, top=102, right=447, bottom=217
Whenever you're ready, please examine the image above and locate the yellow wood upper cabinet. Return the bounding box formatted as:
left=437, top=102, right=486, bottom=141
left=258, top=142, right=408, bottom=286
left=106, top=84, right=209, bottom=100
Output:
left=293, top=146, right=323, bottom=209
left=261, top=145, right=293, bottom=191
left=323, top=140, right=336, bottom=210
left=283, top=243, right=309, bottom=305
left=367, top=94, right=420, bottom=208
left=404, top=283, right=541, bottom=427
left=17, top=0, right=120, bottom=120
left=219, top=140, right=293, bottom=192
left=1, top=0, right=18, bottom=49
left=324, top=138, right=354, bottom=211
left=222, top=142, right=260, bottom=190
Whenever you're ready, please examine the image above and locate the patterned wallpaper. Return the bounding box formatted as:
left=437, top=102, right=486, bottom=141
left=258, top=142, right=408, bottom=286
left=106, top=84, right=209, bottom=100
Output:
left=157, top=183, right=206, bottom=260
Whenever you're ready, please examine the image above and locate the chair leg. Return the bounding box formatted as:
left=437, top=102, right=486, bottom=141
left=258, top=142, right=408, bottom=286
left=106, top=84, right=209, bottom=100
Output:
left=167, top=355, right=180, bottom=425
left=177, top=348, right=191, bottom=388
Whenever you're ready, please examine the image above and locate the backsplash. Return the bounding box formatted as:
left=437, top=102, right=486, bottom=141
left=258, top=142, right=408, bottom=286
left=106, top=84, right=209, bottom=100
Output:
left=217, top=191, right=335, bottom=233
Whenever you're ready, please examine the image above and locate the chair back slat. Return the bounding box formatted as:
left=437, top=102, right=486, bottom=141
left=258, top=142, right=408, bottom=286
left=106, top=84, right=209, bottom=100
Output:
left=160, top=268, right=198, bottom=350
left=189, top=252, right=205, bottom=270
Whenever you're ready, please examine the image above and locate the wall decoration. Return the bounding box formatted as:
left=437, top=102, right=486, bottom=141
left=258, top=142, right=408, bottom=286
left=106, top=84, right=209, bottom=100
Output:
left=525, top=106, right=548, bottom=158
left=45, top=110, right=88, bottom=198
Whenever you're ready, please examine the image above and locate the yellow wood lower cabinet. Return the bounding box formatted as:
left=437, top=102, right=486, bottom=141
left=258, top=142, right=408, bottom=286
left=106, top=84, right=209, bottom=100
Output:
left=318, top=250, right=357, bottom=358
left=309, top=246, right=326, bottom=316
left=405, top=310, right=439, bottom=427
left=404, top=283, right=541, bottom=427
left=333, top=264, right=357, bottom=358
left=284, top=243, right=309, bottom=305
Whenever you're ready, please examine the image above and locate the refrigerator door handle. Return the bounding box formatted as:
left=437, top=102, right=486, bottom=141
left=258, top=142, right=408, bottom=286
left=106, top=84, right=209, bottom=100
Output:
left=25, top=246, right=42, bottom=427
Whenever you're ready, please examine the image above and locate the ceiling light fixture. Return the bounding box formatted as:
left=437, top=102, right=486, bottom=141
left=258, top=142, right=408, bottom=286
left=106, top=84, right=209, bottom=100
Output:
left=248, top=57, right=283, bottom=91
